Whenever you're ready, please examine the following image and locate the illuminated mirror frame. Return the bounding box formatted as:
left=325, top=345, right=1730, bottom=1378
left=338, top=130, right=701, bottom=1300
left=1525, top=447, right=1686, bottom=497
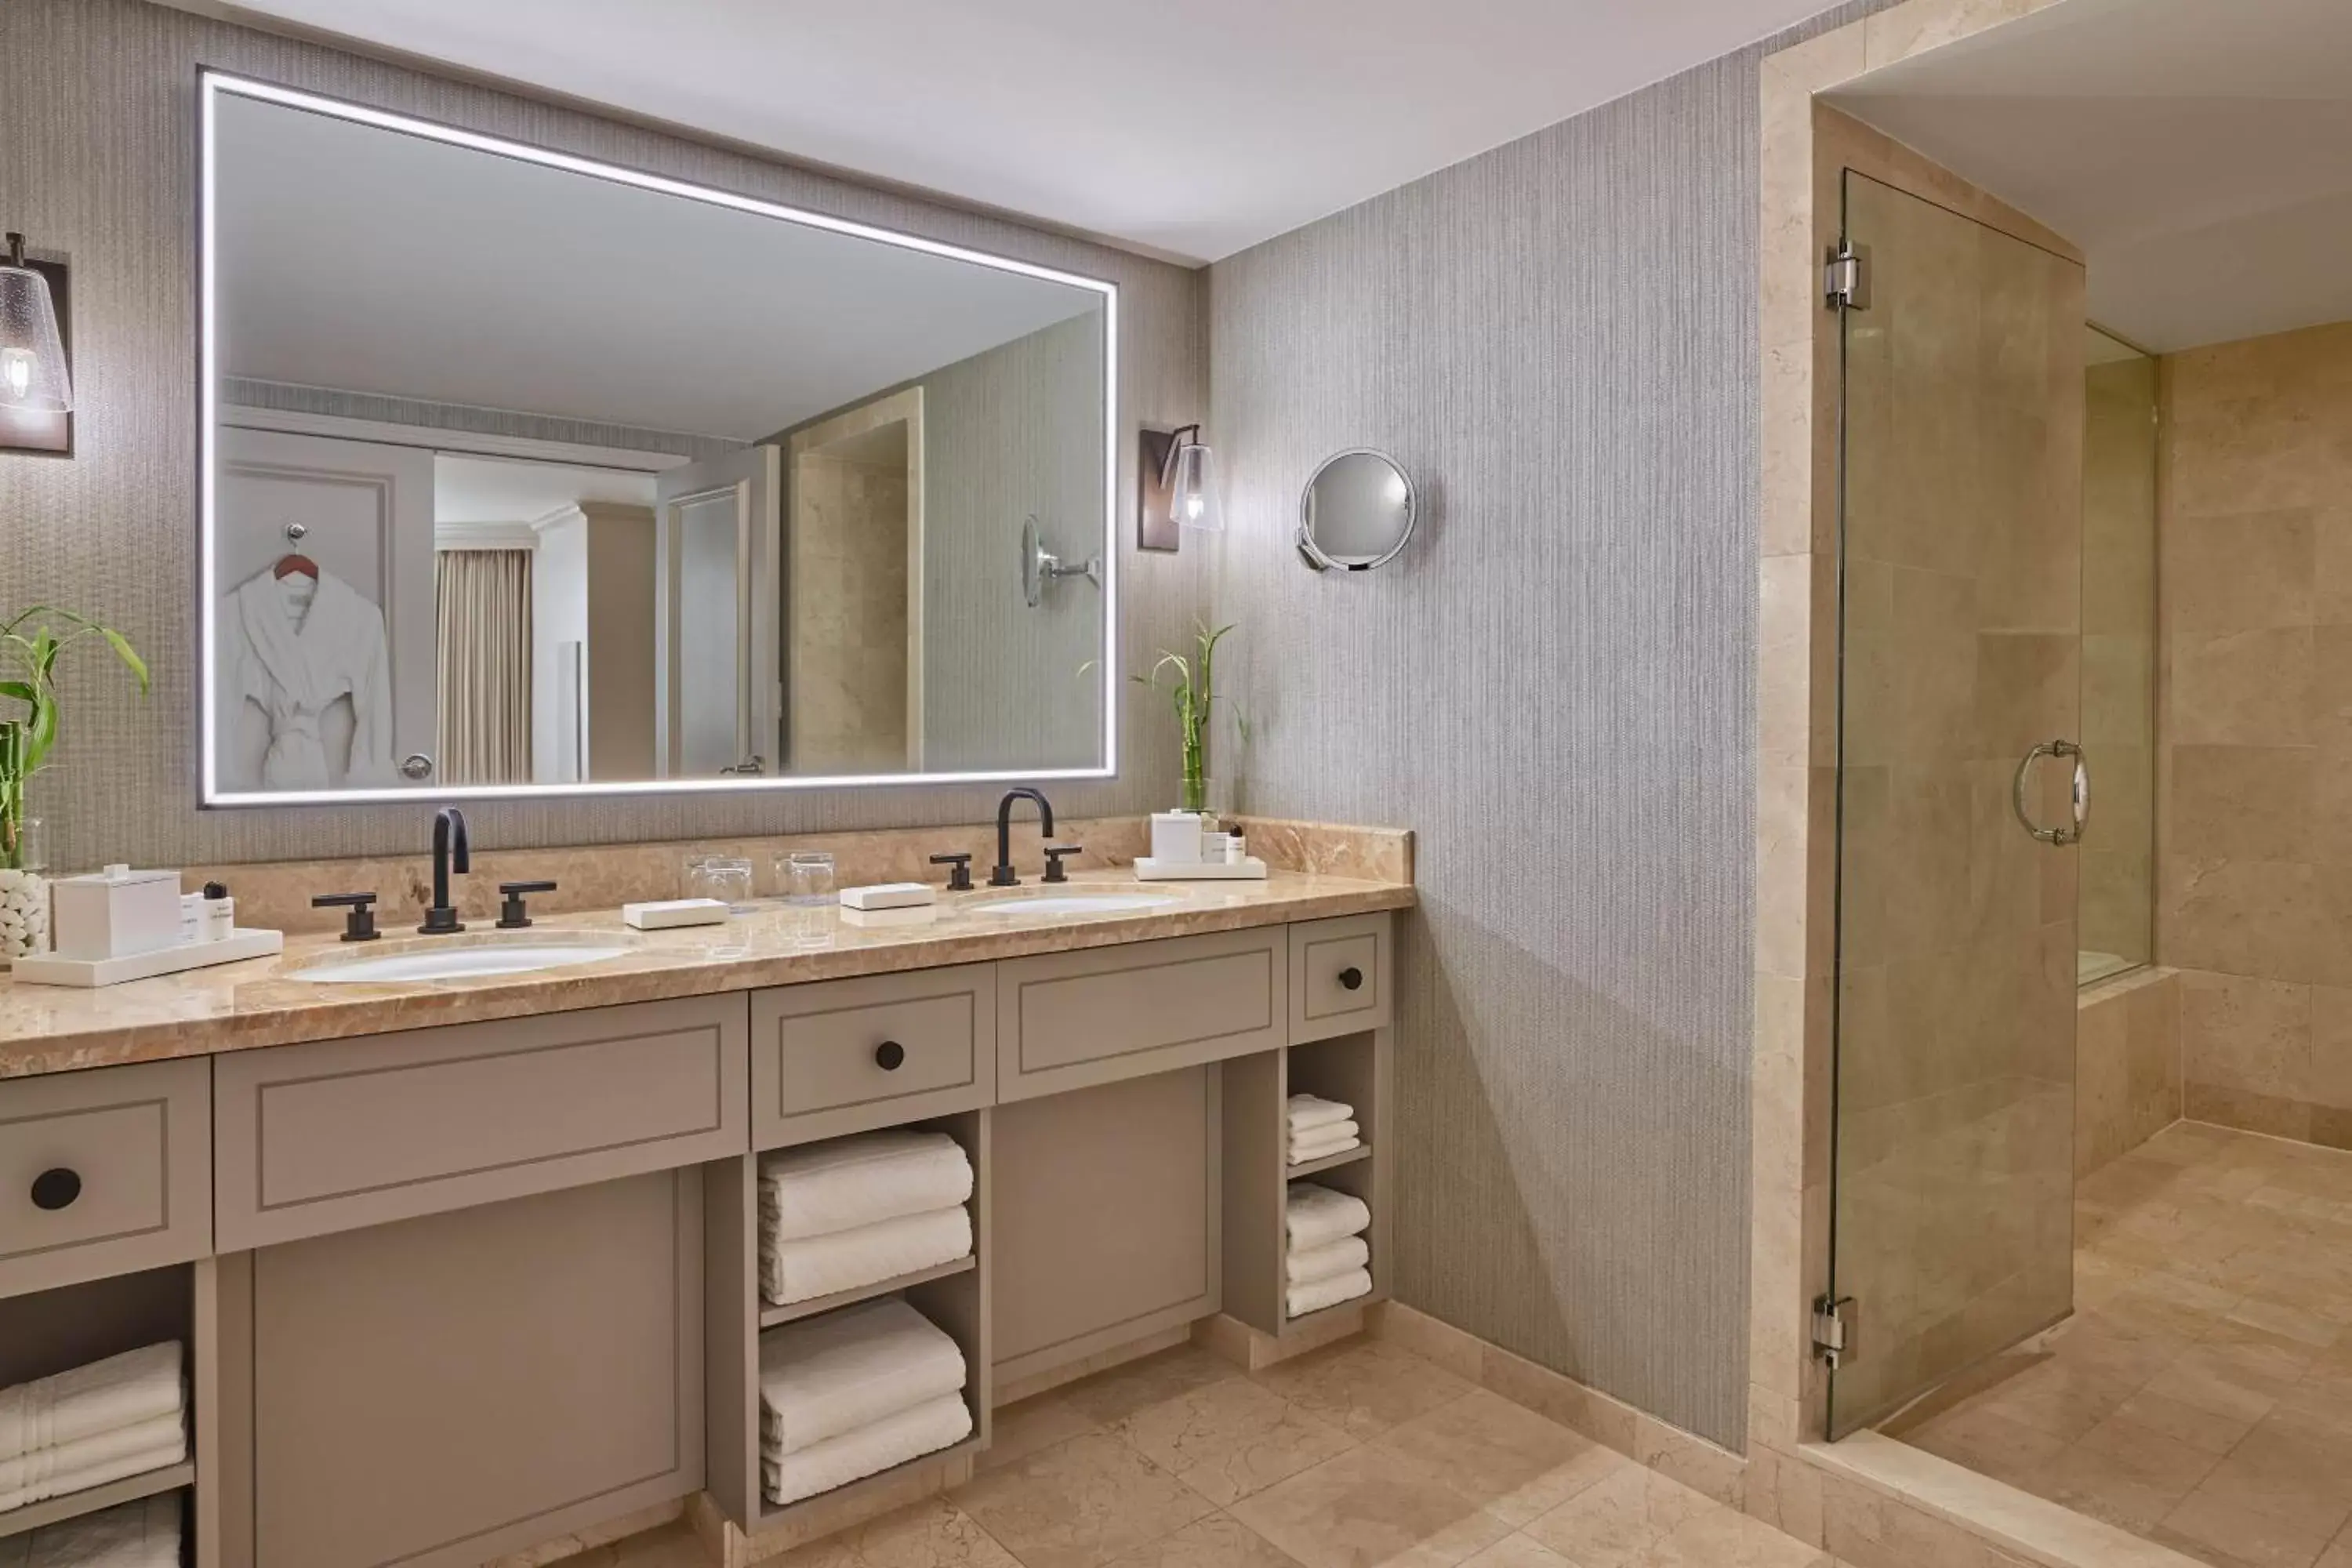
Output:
left=197, top=71, right=1120, bottom=806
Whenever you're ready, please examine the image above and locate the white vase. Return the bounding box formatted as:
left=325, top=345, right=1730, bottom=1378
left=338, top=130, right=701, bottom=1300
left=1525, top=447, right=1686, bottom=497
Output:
left=0, top=867, right=49, bottom=963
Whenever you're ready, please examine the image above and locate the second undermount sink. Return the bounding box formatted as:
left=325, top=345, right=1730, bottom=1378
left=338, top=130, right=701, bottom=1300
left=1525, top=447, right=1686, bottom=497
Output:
left=289, top=937, right=632, bottom=985
left=967, top=892, right=1179, bottom=916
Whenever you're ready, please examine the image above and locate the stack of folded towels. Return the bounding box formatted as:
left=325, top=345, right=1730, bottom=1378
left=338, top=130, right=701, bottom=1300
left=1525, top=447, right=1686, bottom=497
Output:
left=760, top=1131, right=975, bottom=1306
left=1287, top=1093, right=1362, bottom=1167
left=758, top=1298, right=972, bottom=1506
left=1285, top=1182, right=1373, bottom=1319
left=0, top=1343, right=186, bottom=1518
left=0, top=1492, right=180, bottom=1568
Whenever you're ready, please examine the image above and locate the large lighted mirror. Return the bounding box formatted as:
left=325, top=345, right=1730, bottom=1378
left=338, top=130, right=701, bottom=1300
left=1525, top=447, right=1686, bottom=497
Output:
left=198, top=74, right=1116, bottom=804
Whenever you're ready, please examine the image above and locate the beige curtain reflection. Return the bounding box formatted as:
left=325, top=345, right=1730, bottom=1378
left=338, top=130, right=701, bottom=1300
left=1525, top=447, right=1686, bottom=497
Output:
left=435, top=549, right=532, bottom=785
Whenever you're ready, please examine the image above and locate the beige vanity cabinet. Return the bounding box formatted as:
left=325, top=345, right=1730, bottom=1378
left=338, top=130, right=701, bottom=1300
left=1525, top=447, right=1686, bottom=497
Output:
left=0, top=1056, right=212, bottom=1299
left=993, top=926, right=1287, bottom=1099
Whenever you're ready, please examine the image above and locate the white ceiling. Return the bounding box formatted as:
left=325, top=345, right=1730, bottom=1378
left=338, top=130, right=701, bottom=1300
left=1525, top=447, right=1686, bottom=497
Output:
left=1829, top=0, right=2352, bottom=352
left=214, top=92, right=1104, bottom=439
left=434, top=453, right=657, bottom=525
left=190, top=0, right=1846, bottom=263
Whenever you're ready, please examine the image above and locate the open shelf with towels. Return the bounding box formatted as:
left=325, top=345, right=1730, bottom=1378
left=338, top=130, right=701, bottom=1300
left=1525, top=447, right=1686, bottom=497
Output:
left=706, top=1109, right=992, bottom=1534
left=1218, top=1025, right=1391, bottom=1342
left=0, top=1261, right=205, bottom=1555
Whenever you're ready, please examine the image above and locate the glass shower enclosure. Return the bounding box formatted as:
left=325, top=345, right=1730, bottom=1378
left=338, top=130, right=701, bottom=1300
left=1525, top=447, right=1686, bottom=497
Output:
left=1825, top=172, right=2089, bottom=1436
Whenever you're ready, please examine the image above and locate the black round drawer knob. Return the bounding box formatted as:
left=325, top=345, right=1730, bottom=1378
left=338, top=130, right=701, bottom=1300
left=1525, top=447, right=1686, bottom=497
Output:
left=31, top=1168, right=82, bottom=1212
left=874, top=1040, right=906, bottom=1072
left=1338, top=967, right=1365, bottom=992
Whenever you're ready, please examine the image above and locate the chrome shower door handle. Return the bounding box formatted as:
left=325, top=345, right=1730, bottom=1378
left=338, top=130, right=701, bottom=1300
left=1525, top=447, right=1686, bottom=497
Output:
left=2012, top=739, right=2087, bottom=847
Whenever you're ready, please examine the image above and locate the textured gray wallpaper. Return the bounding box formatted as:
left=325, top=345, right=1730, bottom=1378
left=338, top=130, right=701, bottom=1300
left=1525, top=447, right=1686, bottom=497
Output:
left=1206, top=5, right=1878, bottom=1446
left=0, top=0, right=1206, bottom=869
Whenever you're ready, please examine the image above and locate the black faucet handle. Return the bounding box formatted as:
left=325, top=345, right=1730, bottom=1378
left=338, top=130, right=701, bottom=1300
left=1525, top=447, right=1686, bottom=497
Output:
left=928, top=852, right=974, bottom=892
left=496, top=880, right=557, bottom=929
left=313, top=891, right=382, bottom=943
left=1042, top=845, right=1083, bottom=884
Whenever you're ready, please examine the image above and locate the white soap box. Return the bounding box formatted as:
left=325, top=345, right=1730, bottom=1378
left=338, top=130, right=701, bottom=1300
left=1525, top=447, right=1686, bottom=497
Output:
left=50, top=865, right=183, bottom=960
left=623, top=898, right=731, bottom=930
left=839, top=882, right=935, bottom=912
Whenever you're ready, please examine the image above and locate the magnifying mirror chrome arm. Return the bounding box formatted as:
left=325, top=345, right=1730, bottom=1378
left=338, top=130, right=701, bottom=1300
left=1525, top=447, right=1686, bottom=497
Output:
left=1021, top=514, right=1102, bottom=608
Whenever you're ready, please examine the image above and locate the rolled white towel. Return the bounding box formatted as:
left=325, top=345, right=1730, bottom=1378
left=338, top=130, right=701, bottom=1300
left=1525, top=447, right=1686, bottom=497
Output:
left=759, top=1298, right=966, bottom=1457
left=762, top=1392, right=972, bottom=1507
left=760, top=1206, right=972, bottom=1306
left=1287, top=1122, right=1361, bottom=1163
left=5, top=1491, right=180, bottom=1568
left=1285, top=1235, right=1370, bottom=1286
left=1287, top=1267, right=1373, bottom=1320
left=760, top=1132, right=973, bottom=1243
left=0, top=1425, right=186, bottom=1515
left=0, top=1410, right=186, bottom=1499
left=1285, top=1182, right=1371, bottom=1250
left=0, top=1344, right=183, bottom=1464
left=1285, top=1094, right=1354, bottom=1133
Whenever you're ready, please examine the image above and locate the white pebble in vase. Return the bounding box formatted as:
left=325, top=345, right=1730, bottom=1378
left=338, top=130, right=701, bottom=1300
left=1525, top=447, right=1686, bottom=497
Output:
left=0, top=867, right=49, bottom=963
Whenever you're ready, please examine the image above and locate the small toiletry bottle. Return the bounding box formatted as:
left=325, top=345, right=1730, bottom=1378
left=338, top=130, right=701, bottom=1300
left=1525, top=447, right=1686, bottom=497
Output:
left=1225, top=830, right=1247, bottom=866
left=180, top=892, right=203, bottom=945
left=200, top=882, right=234, bottom=942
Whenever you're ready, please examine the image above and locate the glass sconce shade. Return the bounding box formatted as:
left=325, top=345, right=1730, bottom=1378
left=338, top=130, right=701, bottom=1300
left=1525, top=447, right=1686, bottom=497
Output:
left=0, top=258, right=71, bottom=413
left=1166, top=437, right=1224, bottom=532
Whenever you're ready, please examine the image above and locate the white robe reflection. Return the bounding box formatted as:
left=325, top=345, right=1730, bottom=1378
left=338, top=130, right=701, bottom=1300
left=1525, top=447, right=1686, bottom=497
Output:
left=220, top=566, right=395, bottom=791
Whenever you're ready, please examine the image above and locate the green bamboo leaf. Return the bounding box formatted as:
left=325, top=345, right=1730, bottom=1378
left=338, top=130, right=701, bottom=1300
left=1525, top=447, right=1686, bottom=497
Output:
left=99, top=628, right=150, bottom=694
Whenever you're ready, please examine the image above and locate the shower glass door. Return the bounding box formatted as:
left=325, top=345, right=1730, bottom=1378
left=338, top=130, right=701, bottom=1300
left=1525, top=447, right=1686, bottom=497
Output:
left=1827, top=172, right=2087, bottom=1437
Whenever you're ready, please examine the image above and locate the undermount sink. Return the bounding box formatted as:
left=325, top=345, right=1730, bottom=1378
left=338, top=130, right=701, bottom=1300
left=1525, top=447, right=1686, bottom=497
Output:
left=289, top=938, right=632, bottom=985
left=967, top=892, right=1179, bottom=916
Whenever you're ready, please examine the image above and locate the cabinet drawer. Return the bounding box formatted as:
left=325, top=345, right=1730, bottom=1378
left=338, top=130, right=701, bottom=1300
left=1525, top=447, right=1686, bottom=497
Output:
left=750, top=965, right=994, bottom=1148
left=1289, top=913, right=1392, bottom=1042
left=997, top=927, right=1286, bottom=1102
left=216, top=995, right=747, bottom=1250
left=0, top=1058, right=211, bottom=1299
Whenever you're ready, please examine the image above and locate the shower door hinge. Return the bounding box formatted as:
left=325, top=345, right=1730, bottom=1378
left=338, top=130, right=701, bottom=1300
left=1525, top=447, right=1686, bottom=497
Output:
left=1824, top=244, right=1868, bottom=310
left=1812, top=1294, right=1857, bottom=1367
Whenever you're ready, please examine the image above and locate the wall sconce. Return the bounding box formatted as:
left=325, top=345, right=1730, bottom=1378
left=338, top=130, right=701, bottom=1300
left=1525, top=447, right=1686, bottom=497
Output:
left=1137, top=423, right=1224, bottom=551
left=0, top=232, right=73, bottom=456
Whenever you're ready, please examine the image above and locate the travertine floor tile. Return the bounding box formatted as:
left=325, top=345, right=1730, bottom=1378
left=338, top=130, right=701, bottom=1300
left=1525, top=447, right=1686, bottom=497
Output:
left=980, top=1394, right=1102, bottom=1475
left=1096, top=1513, right=1305, bottom=1568
left=1109, top=1376, right=1355, bottom=1506
left=1893, top=1123, right=2352, bottom=1568
left=951, top=1432, right=1216, bottom=1568
left=580, top=1523, right=714, bottom=1568
left=1370, top=1389, right=1628, bottom=1526
left=1249, top=1341, right=1479, bottom=1442
left=1058, top=1348, right=1246, bottom=1427
left=1227, top=1445, right=1512, bottom=1568
left=1456, top=1536, right=1572, bottom=1567
left=1518, top=1465, right=1721, bottom=1568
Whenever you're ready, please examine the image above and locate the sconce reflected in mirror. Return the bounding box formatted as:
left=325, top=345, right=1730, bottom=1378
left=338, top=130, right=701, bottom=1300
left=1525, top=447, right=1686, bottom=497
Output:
left=0, top=231, right=72, bottom=456
left=1137, top=423, right=1223, bottom=550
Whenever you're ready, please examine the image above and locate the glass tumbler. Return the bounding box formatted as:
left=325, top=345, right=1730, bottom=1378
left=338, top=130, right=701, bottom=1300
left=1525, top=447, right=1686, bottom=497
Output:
left=779, top=851, right=836, bottom=949
left=686, top=855, right=755, bottom=914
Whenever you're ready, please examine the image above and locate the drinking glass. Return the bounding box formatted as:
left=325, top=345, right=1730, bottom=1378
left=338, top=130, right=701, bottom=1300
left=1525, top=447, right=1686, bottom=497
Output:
left=779, top=851, right=837, bottom=906
left=686, top=855, right=755, bottom=914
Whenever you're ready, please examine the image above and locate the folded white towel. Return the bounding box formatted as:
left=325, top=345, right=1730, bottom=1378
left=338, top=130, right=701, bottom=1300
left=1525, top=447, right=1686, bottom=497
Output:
left=0, top=1410, right=187, bottom=1499
left=1285, top=1094, right=1354, bottom=1133
left=0, top=1344, right=183, bottom=1465
left=759, top=1298, right=966, bottom=1457
left=0, top=1427, right=187, bottom=1515
left=0, top=1491, right=180, bottom=1568
left=760, top=1132, right=974, bottom=1243
left=760, top=1206, right=972, bottom=1306
left=1285, top=1183, right=1371, bottom=1250
left=1287, top=1267, right=1373, bottom=1320
left=1288, top=1122, right=1360, bottom=1162
left=1286, top=1235, right=1370, bottom=1286
left=762, top=1393, right=972, bottom=1507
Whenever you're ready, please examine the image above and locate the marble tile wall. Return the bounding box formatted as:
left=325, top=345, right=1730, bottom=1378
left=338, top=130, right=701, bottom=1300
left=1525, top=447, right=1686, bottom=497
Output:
left=2156, top=321, right=2352, bottom=1152
left=2081, top=346, right=2160, bottom=973
left=2074, top=968, right=2181, bottom=1179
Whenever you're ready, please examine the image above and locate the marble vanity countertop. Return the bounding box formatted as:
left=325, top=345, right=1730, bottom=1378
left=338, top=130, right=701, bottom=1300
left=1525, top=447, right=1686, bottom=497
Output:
left=0, top=870, right=1414, bottom=1078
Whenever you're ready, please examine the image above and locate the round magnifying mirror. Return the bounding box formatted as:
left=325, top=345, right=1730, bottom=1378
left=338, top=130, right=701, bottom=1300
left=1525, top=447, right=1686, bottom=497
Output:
left=1296, top=449, right=1417, bottom=572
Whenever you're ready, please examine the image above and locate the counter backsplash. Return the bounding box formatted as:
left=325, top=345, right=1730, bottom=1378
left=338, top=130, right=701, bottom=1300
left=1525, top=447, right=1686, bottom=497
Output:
left=175, top=816, right=1412, bottom=935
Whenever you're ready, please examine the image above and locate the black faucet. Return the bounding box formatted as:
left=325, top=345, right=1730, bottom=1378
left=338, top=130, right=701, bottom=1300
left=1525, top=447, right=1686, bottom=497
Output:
left=419, top=807, right=470, bottom=933
left=991, top=789, right=1054, bottom=887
